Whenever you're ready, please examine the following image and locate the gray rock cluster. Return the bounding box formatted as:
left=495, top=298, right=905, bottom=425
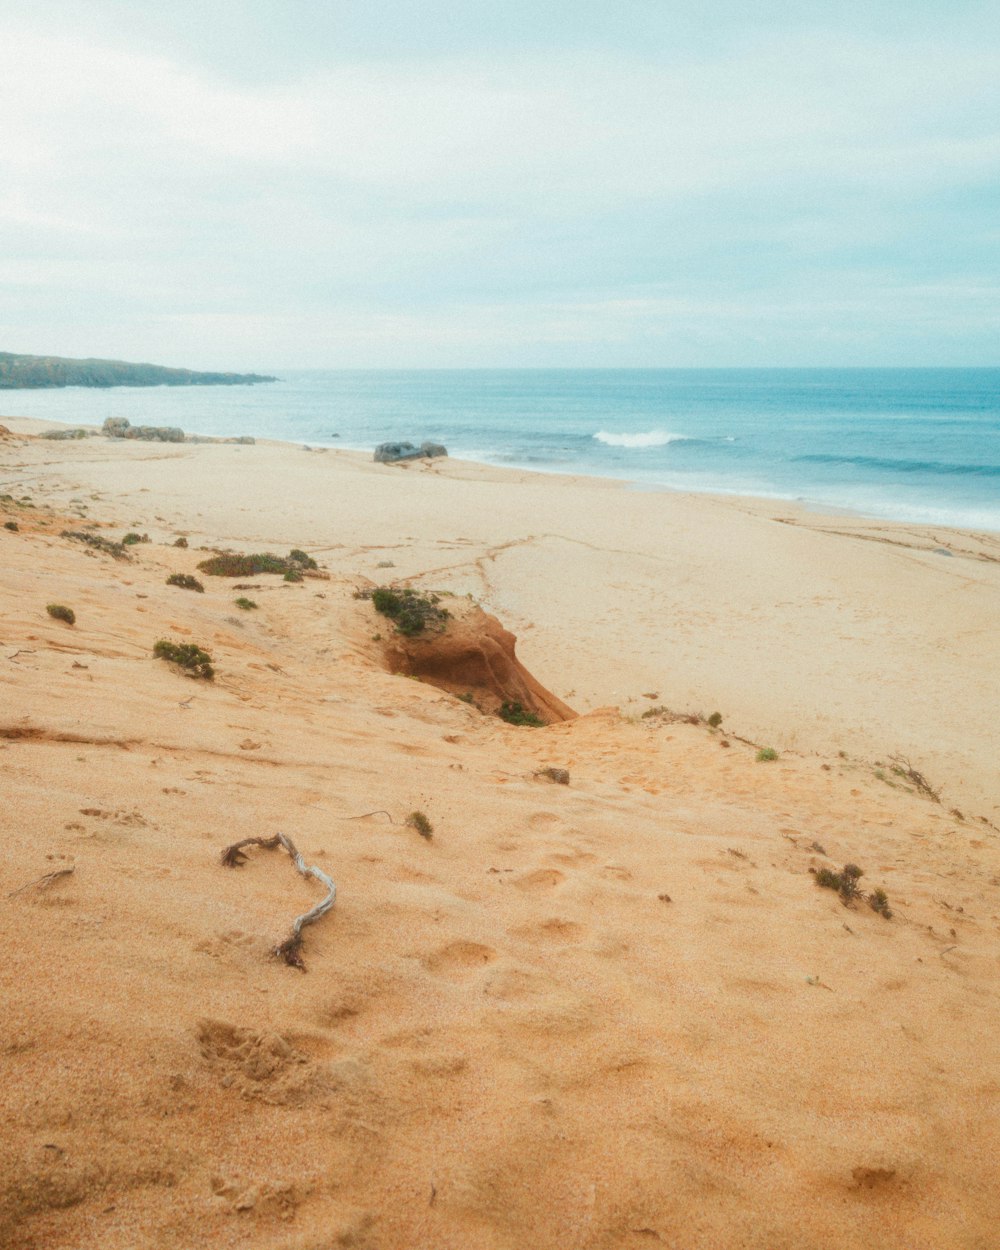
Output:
left=101, top=418, right=255, bottom=445
left=102, top=416, right=184, bottom=442
left=373, top=440, right=448, bottom=463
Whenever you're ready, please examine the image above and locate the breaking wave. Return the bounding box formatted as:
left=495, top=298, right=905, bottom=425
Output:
left=593, top=430, right=687, bottom=448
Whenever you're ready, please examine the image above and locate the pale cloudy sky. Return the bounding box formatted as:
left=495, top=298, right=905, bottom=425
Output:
left=1, top=1, right=998, bottom=368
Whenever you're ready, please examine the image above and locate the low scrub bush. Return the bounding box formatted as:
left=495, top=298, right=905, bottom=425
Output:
left=4, top=520, right=17, bottom=531
left=361, top=586, right=450, bottom=636
left=756, top=747, right=779, bottom=762
left=153, top=639, right=214, bottom=679
left=197, top=548, right=317, bottom=578
left=47, top=603, right=76, bottom=625
left=498, top=701, right=544, bottom=727
left=814, top=862, right=892, bottom=917
left=234, top=597, right=257, bottom=610
left=122, top=532, right=149, bottom=545
left=166, top=573, right=204, bottom=593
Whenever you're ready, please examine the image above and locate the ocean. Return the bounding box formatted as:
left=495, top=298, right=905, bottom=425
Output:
left=5, top=368, right=999, bottom=531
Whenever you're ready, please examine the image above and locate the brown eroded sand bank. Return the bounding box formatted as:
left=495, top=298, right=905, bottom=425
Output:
left=1, top=415, right=999, bottom=1249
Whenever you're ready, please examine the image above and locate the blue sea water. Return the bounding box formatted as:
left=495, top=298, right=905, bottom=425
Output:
left=5, top=368, right=999, bottom=531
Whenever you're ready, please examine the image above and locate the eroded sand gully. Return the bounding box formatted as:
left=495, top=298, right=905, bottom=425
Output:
left=2, top=417, right=999, bottom=1250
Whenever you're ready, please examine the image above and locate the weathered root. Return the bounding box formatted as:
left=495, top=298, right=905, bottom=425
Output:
left=8, top=866, right=75, bottom=897
left=219, top=832, right=336, bottom=970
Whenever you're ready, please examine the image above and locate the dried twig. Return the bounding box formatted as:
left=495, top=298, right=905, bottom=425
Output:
left=890, top=755, right=941, bottom=803
left=220, top=833, right=336, bottom=970
left=8, top=865, right=75, bottom=897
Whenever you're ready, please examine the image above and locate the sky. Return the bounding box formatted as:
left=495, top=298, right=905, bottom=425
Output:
left=1, top=1, right=999, bottom=369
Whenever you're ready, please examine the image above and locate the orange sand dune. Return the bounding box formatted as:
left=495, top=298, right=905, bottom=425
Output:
left=1, top=419, right=999, bottom=1250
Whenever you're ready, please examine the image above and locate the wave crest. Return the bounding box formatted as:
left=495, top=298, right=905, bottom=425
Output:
left=593, top=429, right=685, bottom=448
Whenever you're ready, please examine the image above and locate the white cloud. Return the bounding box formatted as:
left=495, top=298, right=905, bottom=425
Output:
left=1, top=17, right=998, bottom=362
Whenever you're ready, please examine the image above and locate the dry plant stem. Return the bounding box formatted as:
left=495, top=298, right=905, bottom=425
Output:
left=8, top=866, right=75, bottom=897
left=219, top=833, right=336, bottom=970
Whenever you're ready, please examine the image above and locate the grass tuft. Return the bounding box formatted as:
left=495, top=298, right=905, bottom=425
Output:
left=407, top=811, right=434, bottom=839
left=234, top=597, right=258, bottom=610
left=756, top=747, right=779, bottom=762
left=46, top=603, right=76, bottom=625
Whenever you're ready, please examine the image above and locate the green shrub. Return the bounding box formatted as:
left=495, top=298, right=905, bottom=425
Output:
left=407, top=811, right=433, bottom=839
left=283, top=568, right=303, bottom=582
left=166, top=573, right=204, bottom=593
left=756, top=747, right=779, bottom=762
left=364, top=586, right=450, bottom=636
left=288, top=548, right=318, bottom=570
left=173, top=536, right=188, bottom=548
left=707, top=711, right=723, bottom=728
left=197, top=550, right=314, bottom=578
left=122, top=532, right=148, bottom=545
left=498, top=701, right=544, bottom=727
left=47, top=603, right=76, bottom=625
left=153, top=639, right=214, bottom=679
left=4, top=520, right=17, bottom=532
left=234, top=597, right=257, bottom=610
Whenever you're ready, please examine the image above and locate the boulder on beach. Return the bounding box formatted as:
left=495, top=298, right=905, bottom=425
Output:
left=373, top=440, right=448, bottom=464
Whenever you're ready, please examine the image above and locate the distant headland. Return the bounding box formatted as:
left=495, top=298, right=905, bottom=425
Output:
left=0, top=351, right=277, bottom=389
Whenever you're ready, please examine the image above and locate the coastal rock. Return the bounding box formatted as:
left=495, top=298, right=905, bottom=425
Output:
left=373, top=440, right=448, bottom=464
left=378, top=600, right=575, bottom=725
left=102, top=417, right=185, bottom=443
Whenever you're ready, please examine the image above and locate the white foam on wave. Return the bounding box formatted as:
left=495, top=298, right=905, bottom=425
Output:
left=593, top=429, right=686, bottom=449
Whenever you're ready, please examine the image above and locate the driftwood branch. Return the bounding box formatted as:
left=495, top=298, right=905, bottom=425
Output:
left=220, top=833, right=335, bottom=970
left=8, top=865, right=75, bottom=897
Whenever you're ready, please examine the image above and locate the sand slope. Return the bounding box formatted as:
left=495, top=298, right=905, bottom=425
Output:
left=2, top=421, right=999, bottom=1249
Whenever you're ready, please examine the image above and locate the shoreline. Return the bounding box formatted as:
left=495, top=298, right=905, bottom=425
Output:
left=5, top=411, right=999, bottom=536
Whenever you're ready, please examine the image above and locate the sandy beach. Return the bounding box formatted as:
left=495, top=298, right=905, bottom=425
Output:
left=2, top=414, right=999, bottom=1249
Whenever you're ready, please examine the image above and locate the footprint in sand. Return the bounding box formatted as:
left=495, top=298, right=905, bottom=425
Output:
left=424, top=940, right=497, bottom=974
left=513, top=868, right=565, bottom=892
left=511, top=917, right=585, bottom=943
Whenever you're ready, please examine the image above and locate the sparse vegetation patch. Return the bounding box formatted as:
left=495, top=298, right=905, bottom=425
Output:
left=4, top=520, right=17, bottom=531
left=234, top=597, right=258, bottom=610
left=756, top=747, right=779, bottom=762
left=122, top=532, right=149, bottom=545
left=46, top=603, right=76, bottom=625
left=61, top=529, right=131, bottom=560
left=153, top=639, right=214, bottom=679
